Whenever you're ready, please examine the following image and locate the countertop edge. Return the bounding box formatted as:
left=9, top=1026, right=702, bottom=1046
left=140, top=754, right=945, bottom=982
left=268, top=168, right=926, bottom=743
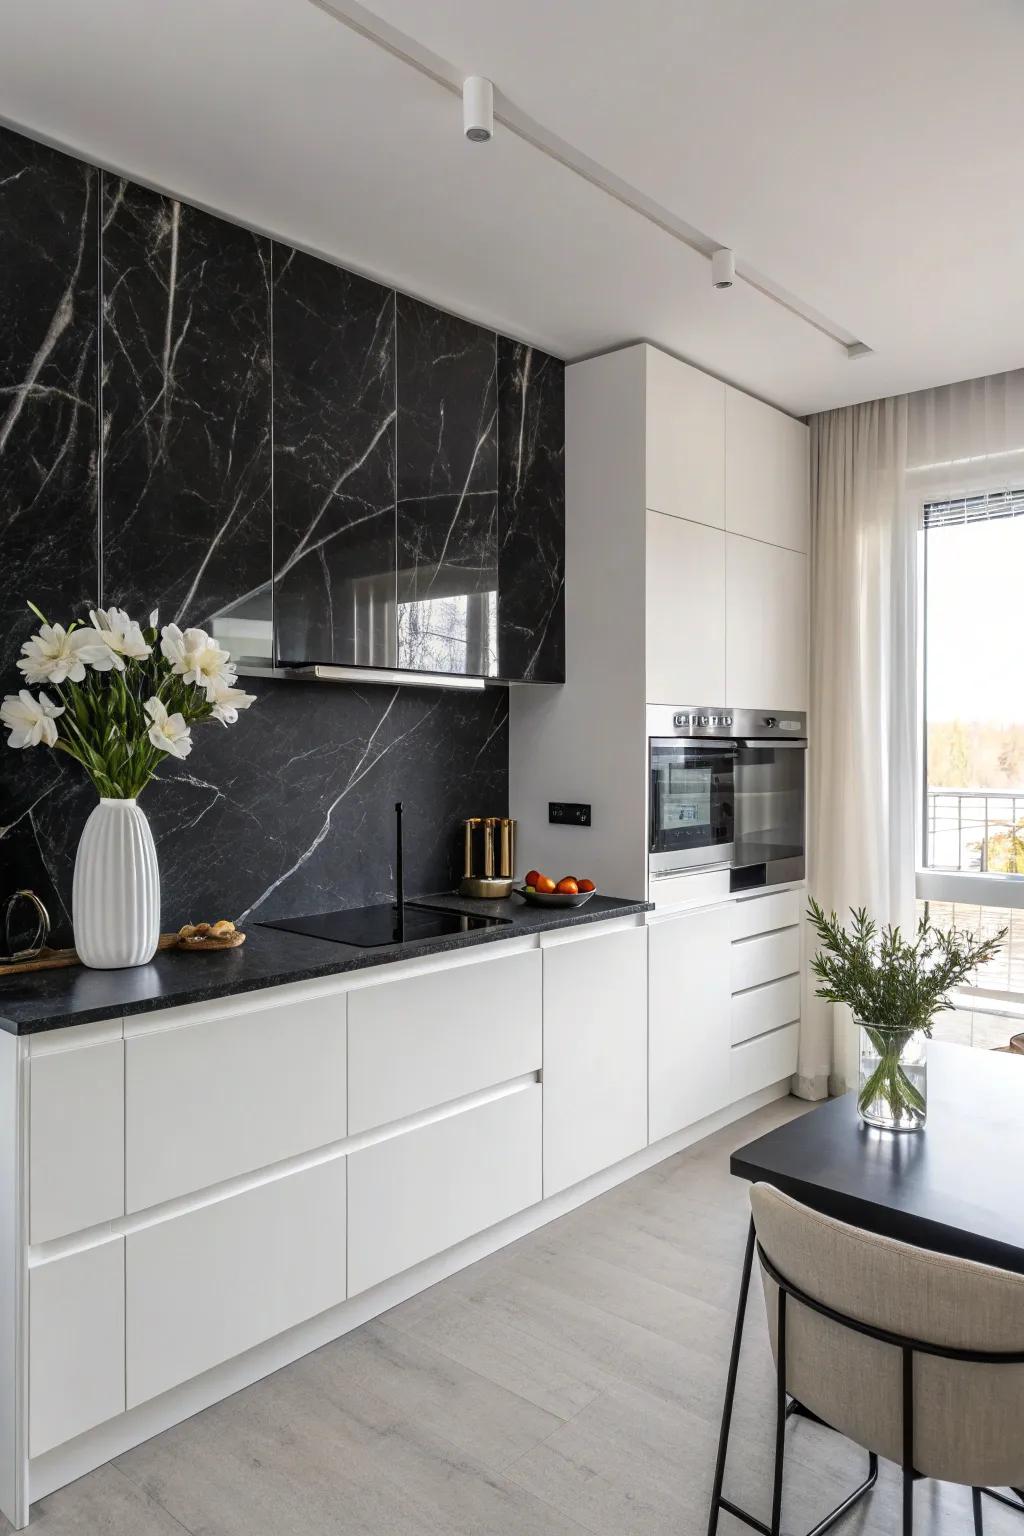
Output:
left=0, top=896, right=653, bottom=1036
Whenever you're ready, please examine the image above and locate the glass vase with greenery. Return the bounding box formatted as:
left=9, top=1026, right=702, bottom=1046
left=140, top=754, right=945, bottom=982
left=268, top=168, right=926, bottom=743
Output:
left=806, top=898, right=1005, bottom=1131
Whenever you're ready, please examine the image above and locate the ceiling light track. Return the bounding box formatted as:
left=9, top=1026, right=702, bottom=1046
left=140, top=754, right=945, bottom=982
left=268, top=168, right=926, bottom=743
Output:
left=308, top=0, right=871, bottom=357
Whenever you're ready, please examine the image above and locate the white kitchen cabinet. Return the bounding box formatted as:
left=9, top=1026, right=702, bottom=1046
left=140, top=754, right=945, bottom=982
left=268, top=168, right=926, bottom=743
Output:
left=645, top=346, right=725, bottom=528
left=29, top=1038, right=124, bottom=1244
left=30, top=1240, right=125, bottom=1456
left=731, top=1021, right=799, bottom=1100
left=348, top=949, right=541, bottom=1133
left=725, top=534, right=808, bottom=711
left=731, top=927, right=801, bottom=995
left=731, top=975, right=801, bottom=1046
left=725, top=386, right=809, bottom=553
left=648, top=905, right=732, bottom=1142
left=646, top=510, right=726, bottom=704
left=542, top=926, right=648, bottom=1197
left=125, top=991, right=347, bottom=1212
left=126, top=1156, right=347, bottom=1408
left=732, top=888, right=801, bottom=942
left=347, top=1085, right=541, bottom=1296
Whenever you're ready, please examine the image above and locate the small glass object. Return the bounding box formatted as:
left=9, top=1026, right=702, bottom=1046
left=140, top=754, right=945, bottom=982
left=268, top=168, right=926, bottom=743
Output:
left=857, top=1023, right=928, bottom=1132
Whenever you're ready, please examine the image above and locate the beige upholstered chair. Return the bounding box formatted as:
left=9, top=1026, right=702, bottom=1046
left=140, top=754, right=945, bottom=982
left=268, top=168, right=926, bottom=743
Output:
left=747, top=1182, right=1024, bottom=1535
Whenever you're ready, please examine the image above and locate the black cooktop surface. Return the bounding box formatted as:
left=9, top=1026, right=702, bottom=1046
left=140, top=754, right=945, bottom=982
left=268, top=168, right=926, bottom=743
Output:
left=261, top=901, right=510, bottom=949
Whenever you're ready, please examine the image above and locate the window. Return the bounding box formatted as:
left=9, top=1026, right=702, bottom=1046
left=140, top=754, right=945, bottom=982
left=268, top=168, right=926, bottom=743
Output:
left=919, top=488, right=1024, bottom=1032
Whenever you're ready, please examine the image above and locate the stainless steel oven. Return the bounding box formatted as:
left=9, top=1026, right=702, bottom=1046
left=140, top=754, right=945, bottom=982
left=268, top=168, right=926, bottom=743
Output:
left=648, top=706, right=807, bottom=889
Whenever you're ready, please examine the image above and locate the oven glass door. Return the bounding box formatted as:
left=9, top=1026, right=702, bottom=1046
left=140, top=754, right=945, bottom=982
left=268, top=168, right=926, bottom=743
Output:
left=649, top=739, right=736, bottom=870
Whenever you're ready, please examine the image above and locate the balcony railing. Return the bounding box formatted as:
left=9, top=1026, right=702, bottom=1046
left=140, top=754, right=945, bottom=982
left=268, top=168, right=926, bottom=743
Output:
left=926, top=787, right=1024, bottom=873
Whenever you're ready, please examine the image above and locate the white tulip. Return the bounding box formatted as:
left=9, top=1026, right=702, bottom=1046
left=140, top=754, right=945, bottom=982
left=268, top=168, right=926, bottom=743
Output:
left=1, top=689, right=65, bottom=749
left=144, top=697, right=192, bottom=760
left=160, top=623, right=233, bottom=690
left=206, top=676, right=257, bottom=725
left=88, top=607, right=152, bottom=670
left=17, top=623, right=105, bottom=685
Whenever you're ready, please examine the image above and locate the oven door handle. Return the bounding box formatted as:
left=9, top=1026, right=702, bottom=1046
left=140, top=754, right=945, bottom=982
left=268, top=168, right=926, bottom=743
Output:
left=735, top=738, right=807, bottom=749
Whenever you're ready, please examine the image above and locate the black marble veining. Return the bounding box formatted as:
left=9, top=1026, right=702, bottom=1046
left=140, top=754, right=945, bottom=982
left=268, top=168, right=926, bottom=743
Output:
left=0, top=131, right=99, bottom=928
left=396, top=296, right=499, bottom=677
left=497, top=339, right=565, bottom=682
left=0, top=894, right=651, bottom=1035
left=273, top=248, right=396, bottom=666
left=101, top=178, right=273, bottom=631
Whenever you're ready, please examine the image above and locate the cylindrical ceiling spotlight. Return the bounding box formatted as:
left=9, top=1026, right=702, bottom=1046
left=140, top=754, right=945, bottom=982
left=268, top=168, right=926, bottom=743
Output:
left=711, top=248, right=735, bottom=289
left=463, top=76, right=494, bottom=142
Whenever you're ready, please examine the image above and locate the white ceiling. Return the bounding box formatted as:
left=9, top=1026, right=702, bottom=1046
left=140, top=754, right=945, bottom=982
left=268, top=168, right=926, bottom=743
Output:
left=2, top=0, right=1022, bottom=415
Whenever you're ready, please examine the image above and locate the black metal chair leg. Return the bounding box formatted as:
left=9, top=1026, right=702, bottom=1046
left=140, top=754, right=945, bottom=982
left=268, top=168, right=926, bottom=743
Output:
left=902, top=1346, right=915, bottom=1536
left=770, top=1289, right=787, bottom=1536
left=973, top=1487, right=984, bottom=1535
left=706, top=1217, right=756, bottom=1536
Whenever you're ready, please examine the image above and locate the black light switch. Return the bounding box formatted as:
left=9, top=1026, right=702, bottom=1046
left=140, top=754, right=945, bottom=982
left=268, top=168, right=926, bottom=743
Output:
left=549, top=801, right=592, bottom=827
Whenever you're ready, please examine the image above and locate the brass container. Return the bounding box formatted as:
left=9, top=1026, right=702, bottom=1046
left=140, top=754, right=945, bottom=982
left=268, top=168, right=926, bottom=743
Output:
left=459, top=817, right=517, bottom=898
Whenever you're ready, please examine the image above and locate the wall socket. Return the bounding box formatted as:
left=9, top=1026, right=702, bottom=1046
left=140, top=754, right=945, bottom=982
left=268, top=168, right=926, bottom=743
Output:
left=548, top=801, right=592, bottom=827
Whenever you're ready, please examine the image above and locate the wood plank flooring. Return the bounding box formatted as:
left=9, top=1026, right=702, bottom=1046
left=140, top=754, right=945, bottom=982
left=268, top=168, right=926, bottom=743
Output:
left=11, top=1095, right=1022, bottom=1534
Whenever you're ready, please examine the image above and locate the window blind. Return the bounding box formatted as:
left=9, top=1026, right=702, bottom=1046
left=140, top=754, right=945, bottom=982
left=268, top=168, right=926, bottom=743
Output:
left=923, top=486, right=1024, bottom=529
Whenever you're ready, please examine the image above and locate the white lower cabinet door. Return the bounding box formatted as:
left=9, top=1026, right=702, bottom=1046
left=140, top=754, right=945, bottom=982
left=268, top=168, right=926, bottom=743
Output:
left=30, top=1240, right=125, bottom=1456
left=649, top=905, right=732, bottom=1142
left=347, top=1085, right=541, bottom=1296
left=731, top=1022, right=799, bottom=1100
left=126, top=1157, right=346, bottom=1408
left=542, top=927, right=648, bottom=1197
left=30, top=1038, right=125, bottom=1244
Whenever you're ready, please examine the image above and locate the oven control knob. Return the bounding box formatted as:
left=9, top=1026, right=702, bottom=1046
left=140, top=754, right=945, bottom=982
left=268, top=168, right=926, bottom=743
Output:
left=698, top=714, right=709, bottom=725
left=724, top=715, right=733, bottom=726
left=673, top=713, right=689, bottom=727
left=764, top=716, right=778, bottom=728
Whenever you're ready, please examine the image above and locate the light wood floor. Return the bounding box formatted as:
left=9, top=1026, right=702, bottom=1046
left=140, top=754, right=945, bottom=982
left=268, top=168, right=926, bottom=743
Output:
left=10, top=1095, right=1022, bottom=1535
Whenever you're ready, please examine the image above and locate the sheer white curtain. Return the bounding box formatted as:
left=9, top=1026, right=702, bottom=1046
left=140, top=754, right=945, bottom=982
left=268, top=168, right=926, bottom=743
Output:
left=799, top=396, right=917, bottom=1096
left=799, top=367, right=1024, bottom=1096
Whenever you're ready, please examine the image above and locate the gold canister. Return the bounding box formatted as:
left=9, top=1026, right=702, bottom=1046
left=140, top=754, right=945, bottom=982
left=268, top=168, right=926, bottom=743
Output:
left=458, top=816, right=517, bottom=898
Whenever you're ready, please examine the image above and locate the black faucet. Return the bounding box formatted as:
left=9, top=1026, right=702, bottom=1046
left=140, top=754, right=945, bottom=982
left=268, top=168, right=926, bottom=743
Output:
left=395, top=801, right=405, bottom=943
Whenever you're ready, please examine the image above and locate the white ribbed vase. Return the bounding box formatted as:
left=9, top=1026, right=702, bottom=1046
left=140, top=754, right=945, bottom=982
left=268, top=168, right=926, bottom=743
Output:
left=72, top=798, right=160, bottom=969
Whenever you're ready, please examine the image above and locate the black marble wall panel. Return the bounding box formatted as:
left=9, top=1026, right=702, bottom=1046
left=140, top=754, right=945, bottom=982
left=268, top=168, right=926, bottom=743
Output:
left=0, top=130, right=99, bottom=930
left=395, top=296, right=499, bottom=676
left=101, top=178, right=272, bottom=630
left=272, top=247, right=396, bottom=666
left=497, top=340, right=565, bottom=682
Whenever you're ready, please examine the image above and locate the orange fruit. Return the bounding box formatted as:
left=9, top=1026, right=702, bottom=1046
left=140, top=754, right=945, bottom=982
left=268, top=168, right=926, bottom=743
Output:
left=556, top=877, right=579, bottom=894
left=535, top=875, right=557, bottom=894
left=524, top=869, right=542, bottom=889
left=577, top=878, right=595, bottom=892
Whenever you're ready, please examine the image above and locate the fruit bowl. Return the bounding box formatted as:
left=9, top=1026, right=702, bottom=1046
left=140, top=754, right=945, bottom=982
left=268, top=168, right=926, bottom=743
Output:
left=514, top=885, right=597, bottom=909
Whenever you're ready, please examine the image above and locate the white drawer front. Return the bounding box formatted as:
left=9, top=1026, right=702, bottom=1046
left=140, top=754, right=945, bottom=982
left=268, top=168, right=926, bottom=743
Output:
left=732, top=888, right=801, bottom=942
left=126, top=1157, right=346, bottom=1408
left=30, top=1241, right=125, bottom=1456
left=731, top=975, right=801, bottom=1046
left=731, top=1023, right=799, bottom=1101
left=348, top=1085, right=541, bottom=1296
left=348, top=949, right=541, bottom=1133
left=126, top=992, right=347, bottom=1211
left=30, top=1039, right=125, bottom=1243
left=731, top=927, right=800, bottom=994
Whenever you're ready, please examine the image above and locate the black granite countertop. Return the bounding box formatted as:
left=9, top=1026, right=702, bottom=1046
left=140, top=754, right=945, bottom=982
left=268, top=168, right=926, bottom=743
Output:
left=0, top=892, right=651, bottom=1036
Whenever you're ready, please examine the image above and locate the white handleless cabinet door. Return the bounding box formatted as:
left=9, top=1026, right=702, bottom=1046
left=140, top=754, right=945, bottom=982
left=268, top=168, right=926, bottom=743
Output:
left=30, top=1241, right=125, bottom=1456
left=542, top=926, right=648, bottom=1197
left=30, top=1038, right=124, bottom=1243
left=725, top=535, right=808, bottom=711
left=348, top=1086, right=541, bottom=1296
left=725, top=387, right=809, bottom=553
left=126, top=1157, right=346, bottom=1407
left=348, top=949, right=541, bottom=1132
left=645, top=347, right=725, bottom=528
left=649, top=905, right=732, bottom=1141
left=646, top=511, right=726, bottom=705
left=126, top=991, right=347, bottom=1211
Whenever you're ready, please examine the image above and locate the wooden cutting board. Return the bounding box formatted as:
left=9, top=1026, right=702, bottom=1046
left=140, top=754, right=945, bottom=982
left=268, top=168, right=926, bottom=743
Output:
left=0, top=933, right=181, bottom=977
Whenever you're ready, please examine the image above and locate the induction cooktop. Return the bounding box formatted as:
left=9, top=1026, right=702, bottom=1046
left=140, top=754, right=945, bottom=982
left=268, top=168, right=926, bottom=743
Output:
left=261, top=901, right=510, bottom=950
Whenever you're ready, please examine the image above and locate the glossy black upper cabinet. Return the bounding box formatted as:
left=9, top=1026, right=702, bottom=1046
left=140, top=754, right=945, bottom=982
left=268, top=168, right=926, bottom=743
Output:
left=396, top=296, right=499, bottom=678
left=497, top=340, right=565, bottom=683
left=102, top=180, right=272, bottom=633
left=269, top=251, right=563, bottom=682
left=273, top=247, right=397, bottom=668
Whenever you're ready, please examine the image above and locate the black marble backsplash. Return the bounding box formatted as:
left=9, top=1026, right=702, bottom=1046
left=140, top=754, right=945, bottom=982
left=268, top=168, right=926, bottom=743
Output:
left=0, top=122, right=562, bottom=942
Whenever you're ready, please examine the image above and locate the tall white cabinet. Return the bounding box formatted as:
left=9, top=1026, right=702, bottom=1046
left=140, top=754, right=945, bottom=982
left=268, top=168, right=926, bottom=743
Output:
left=510, top=342, right=810, bottom=900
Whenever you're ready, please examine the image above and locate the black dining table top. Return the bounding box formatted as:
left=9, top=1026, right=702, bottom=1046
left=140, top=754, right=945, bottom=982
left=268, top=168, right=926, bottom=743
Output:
left=732, top=1041, right=1024, bottom=1275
